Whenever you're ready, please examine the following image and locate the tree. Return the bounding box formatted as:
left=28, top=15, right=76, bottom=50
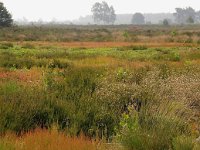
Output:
left=196, top=11, right=200, bottom=23
left=109, top=6, right=116, bottom=24
left=0, top=2, right=13, bottom=27
left=186, top=16, right=194, bottom=24
left=91, top=1, right=116, bottom=24
left=174, top=7, right=196, bottom=24
left=163, top=19, right=170, bottom=26
left=131, top=13, right=145, bottom=25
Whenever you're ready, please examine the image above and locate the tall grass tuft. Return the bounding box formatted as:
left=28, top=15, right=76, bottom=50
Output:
left=0, top=128, right=97, bottom=150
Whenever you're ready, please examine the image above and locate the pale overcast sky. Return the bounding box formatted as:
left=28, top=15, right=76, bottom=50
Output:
left=1, top=0, right=200, bottom=21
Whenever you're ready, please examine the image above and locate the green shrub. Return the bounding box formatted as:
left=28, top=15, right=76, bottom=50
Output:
left=119, top=108, right=190, bottom=150
left=35, top=50, right=69, bottom=59
left=48, top=59, right=70, bottom=69
left=0, top=67, right=120, bottom=140
left=116, top=67, right=128, bottom=81
left=170, top=53, right=181, bottom=61
left=197, top=39, right=200, bottom=44
left=0, top=85, right=70, bottom=134
left=1, top=58, right=34, bottom=69
left=165, top=37, right=174, bottom=42
left=0, top=42, right=14, bottom=49
left=158, top=64, right=171, bottom=79
left=154, top=50, right=181, bottom=62
left=118, top=45, right=147, bottom=51
left=130, top=67, right=149, bottom=84
left=184, top=38, right=193, bottom=43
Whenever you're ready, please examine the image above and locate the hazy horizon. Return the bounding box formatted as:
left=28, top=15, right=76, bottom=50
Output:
left=1, top=0, right=200, bottom=21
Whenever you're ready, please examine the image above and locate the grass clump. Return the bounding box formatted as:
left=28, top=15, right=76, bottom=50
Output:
left=0, top=128, right=97, bottom=150
left=172, top=136, right=195, bottom=150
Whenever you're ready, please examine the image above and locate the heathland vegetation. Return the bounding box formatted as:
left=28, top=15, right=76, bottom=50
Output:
left=0, top=37, right=200, bottom=149
left=0, top=1, right=200, bottom=150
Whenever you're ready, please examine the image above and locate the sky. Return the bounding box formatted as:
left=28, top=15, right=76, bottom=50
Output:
left=1, top=0, right=200, bottom=21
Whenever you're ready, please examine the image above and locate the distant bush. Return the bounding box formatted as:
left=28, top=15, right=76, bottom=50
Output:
left=197, top=39, right=200, bottom=44
left=117, top=45, right=147, bottom=51
left=0, top=42, right=14, bottom=49
left=1, top=57, right=34, bottom=69
left=184, top=38, right=193, bottom=43
left=48, top=59, right=70, bottom=69
left=21, top=43, right=35, bottom=49
left=154, top=50, right=181, bottom=62
left=163, top=19, right=169, bottom=26
left=165, top=37, right=174, bottom=42
left=35, top=50, right=69, bottom=59
left=0, top=50, right=70, bottom=69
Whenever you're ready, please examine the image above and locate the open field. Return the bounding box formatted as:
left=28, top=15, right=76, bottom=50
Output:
left=2, top=41, right=199, bottom=49
left=0, top=25, right=200, bottom=150
left=1, top=25, right=200, bottom=43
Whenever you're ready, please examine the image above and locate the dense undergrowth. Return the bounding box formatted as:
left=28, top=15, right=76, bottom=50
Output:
left=1, top=25, right=200, bottom=43
left=0, top=44, right=200, bottom=149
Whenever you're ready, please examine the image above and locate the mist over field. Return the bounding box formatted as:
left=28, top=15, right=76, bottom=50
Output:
left=1, top=0, right=200, bottom=25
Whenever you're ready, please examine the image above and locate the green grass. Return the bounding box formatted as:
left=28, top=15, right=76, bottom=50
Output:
left=1, top=44, right=200, bottom=63
left=0, top=44, right=200, bottom=149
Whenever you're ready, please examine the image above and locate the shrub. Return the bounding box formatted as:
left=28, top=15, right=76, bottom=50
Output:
left=21, top=43, right=35, bottom=49
left=117, top=67, right=200, bottom=150
left=0, top=85, right=70, bottom=134
left=1, top=58, right=34, bottom=69
left=119, top=107, right=190, bottom=150
left=117, top=45, right=147, bottom=51
left=184, top=38, right=193, bottom=43
left=48, top=59, right=70, bottom=69
left=197, top=39, right=200, bottom=44
left=170, top=53, right=181, bottom=61
left=0, top=42, right=14, bottom=49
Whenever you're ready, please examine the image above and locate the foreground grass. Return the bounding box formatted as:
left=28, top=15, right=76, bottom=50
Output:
left=0, top=43, right=200, bottom=149
left=0, top=128, right=97, bottom=150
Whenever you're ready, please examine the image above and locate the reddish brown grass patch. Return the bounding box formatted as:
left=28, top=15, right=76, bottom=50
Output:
left=1, top=129, right=97, bottom=150
left=13, top=41, right=197, bottom=48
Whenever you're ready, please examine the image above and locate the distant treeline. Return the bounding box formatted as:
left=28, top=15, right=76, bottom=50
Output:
left=1, top=1, right=200, bottom=26
left=78, top=6, right=200, bottom=25
left=16, top=7, right=200, bottom=25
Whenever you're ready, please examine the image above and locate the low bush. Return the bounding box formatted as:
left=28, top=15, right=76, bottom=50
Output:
left=119, top=109, right=190, bottom=150
left=48, top=59, right=70, bottom=69
left=21, top=43, right=35, bottom=49
left=117, top=45, right=147, bottom=51
left=0, top=42, right=14, bottom=49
